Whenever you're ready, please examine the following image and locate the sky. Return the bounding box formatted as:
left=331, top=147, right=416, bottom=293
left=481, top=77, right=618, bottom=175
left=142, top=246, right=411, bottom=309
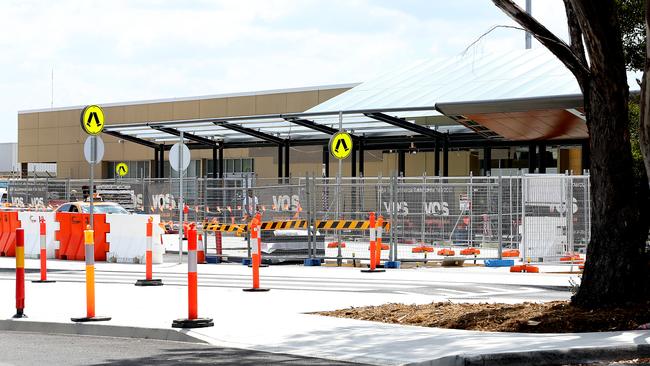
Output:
left=0, top=0, right=569, bottom=143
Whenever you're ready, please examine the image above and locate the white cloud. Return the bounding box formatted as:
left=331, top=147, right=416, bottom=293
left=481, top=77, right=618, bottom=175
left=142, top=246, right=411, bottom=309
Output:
left=0, top=0, right=569, bottom=143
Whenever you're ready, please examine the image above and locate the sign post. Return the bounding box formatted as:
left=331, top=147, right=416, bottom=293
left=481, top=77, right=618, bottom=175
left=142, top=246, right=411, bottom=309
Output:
left=170, top=133, right=191, bottom=264
left=329, top=117, right=353, bottom=266
left=81, top=105, right=105, bottom=231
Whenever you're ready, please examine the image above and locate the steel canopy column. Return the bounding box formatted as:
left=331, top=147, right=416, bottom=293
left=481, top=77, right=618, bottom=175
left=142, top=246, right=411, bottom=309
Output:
left=322, top=145, right=329, bottom=177
left=538, top=143, right=547, bottom=174
left=284, top=142, right=290, bottom=179
left=528, top=143, right=537, bottom=173
left=483, top=146, right=492, bottom=176
left=443, top=135, right=449, bottom=177
left=212, top=147, right=218, bottom=178
left=581, top=139, right=590, bottom=172
left=218, top=146, right=224, bottom=179
left=398, top=150, right=405, bottom=177
left=277, top=145, right=283, bottom=178
left=434, top=137, right=440, bottom=176
left=351, top=144, right=357, bottom=177
left=153, top=146, right=159, bottom=178
left=158, top=146, right=165, bottom=179
left=358, top=139, right=365, bottom=177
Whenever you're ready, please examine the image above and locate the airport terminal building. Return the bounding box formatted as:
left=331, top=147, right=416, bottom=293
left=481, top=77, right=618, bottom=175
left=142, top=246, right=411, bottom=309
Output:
left=17, top=49, right=598, bottom=180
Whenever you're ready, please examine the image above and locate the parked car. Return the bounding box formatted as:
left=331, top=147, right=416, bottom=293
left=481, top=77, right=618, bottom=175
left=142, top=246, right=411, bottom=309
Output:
left=55, top=201, right=129, bottom=214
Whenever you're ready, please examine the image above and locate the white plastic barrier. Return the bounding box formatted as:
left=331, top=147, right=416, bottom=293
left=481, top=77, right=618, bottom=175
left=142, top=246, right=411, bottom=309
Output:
left=106, top=214, right=164, bottom=264
left=18, top=211, right=58, bottom=259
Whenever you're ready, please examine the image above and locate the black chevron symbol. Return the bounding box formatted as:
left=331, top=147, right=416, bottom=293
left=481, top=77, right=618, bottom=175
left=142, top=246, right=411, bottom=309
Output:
left=86, top=111, right=101, bottom=127
left=334, top=138, right=349, bottom=153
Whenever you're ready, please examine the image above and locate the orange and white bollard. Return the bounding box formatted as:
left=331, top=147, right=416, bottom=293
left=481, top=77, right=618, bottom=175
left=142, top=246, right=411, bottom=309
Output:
left=243, top=216, right=269, bottom=292
left=32, top=217, right=55, bottom=283
left=361, top=212, right=385, bottom=273
left=172, top=224, right=213, bottom=328
left=13, top=228, right=26, bottom=318
left=71, top=226, right=111, bottom=322
left=197, top=231, right=206, bottom=264
left=375, top=215, right=385, bottom=268
left=136, top=217, right=163, bottom=286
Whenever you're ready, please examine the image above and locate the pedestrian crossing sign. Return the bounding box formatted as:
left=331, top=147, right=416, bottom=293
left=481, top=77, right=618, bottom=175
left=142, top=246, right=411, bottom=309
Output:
left=116, top=162, right=128, bottom=177
left=329, top=132, right=353, bottom=160
left=80, top=105, right=105, bottom=135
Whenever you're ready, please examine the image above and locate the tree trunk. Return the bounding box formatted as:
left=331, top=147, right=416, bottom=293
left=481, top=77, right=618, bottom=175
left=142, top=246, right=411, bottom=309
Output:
left=641, top=2, right=650, bottom=185
left=493, top=0, right=649, bottom=307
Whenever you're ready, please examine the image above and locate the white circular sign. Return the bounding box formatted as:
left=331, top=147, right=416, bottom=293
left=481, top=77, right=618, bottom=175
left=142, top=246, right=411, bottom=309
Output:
left=83, top=135, right=104, bottom=165
left=169, top=142, right=191, bottom=172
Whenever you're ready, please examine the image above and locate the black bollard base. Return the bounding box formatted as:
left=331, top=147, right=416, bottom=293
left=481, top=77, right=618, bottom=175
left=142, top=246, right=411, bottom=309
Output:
left=12, top=309, right=27, bottom=319
left=71, top=316, right=112, bottom=322
left=360, top=268, right=386, bottom=273
left=172, top=318, right=214, bottom=328
left=32, top=279, right=56, bottom=283
left=242, top=288, right=270, bottom=292
left=135, top=279, right=163, bottom=286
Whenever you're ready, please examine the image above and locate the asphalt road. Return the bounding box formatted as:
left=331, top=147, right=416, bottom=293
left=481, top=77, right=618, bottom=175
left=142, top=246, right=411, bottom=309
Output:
left=0, top=331, right=368, bottom=366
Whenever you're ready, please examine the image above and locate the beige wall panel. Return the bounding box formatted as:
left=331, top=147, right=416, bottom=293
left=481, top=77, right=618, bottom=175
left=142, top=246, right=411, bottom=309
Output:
left=38, top=112, right=58, bottom=128
left=103, top=142, right=125, bottom=161
left=58, top=109, right=83, bottom=127
left=103, top=106, right=125, bottom=125
left=38, top=127, right=59, bottom=145
left=448, top=152, right=470, bottom=176
left=18, top=113, right=38, bottom=130
left=148, top=103, right=173, bottom=122
left=58, top=127, right=84, bottom=145
left=124, top=143, right=153, bottom=158
left=569, top=148, right=582, bottom=174
left=18, top=129, right=38, bottom=146
left=58, top=144, right=83, bottom=162
left=56, top=162, right=82, bottom=179
left=254, top=156, right=275, bottom=178
left=199, top=98, right=228, bottom=118
left=223, top=148, right=250, bottom=159
left=123, top=104, right=148, bottom=122
left=173, top=101, right=200, bottom=120
left=226, top=96, right=255, bottom=116
left=286, top=91, right=319, bottom=112
left=19, top=146, right=38, bottom=162
left=317, top=88, right=349, bottom=103
left=37, top=145, right=58, bottom=162
left=255, top=94, right=287, bottom=115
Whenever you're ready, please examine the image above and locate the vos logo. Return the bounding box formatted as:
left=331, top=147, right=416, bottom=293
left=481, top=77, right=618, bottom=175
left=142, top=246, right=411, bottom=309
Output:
left=272, top=195, right=300, bottom=211
left=151, top=194, right=177, bottom=211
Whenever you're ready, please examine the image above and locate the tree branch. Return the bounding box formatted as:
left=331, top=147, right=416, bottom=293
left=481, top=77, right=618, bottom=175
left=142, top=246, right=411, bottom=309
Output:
left=492, top=0, right=590, bottom=84
left=563, top=0, right=588, bottom=67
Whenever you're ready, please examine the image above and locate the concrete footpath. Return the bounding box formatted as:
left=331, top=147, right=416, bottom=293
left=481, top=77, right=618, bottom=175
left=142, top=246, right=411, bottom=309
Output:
left=0, top=257, right=648, bottom=366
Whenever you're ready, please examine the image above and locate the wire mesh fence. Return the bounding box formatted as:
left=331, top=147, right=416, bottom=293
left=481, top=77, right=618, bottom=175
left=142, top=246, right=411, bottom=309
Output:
left=4, top=173, right=593, bottom=264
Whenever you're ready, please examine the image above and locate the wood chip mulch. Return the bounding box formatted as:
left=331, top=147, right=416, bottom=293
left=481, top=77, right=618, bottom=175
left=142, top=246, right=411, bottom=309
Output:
left=315, top=301, right=650, bottom=333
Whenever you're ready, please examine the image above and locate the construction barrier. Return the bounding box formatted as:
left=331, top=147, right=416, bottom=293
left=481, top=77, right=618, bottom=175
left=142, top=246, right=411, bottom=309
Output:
left=13, top=228, right=26, bottom=318
left=361, top=213, right=385, bottom=273
left=71, top=226, right=111, bottom=322
left=243, top=215, right=270, bottom=291
left=0, top=211, right=21, bottom=257
left=32, top=217, right=55, bottom=283
left=106, top=214, right=164, bottom=264
left=135, top=217, right=163, bottom=286
left=203, top=219, right=391, bottom=233
left=56, top=213, right=110, bottom=261
left=460, top=248, right=481, bottom=256
left=172, top=224, right=214, bottom=328
left=437, top=249, right=456, bottom=256
left=510, top=264, right=540, bottom=273
left=18, top=211, right=58, bottom=259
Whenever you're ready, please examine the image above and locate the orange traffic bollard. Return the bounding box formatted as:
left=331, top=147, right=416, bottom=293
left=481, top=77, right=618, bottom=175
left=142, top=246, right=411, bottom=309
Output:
left=136, top=217, right=163, bottom=286
left=172, top=224, right=213, bottom=328
left=71, top=226, right=111, bottom=322
left=32, top=217, right=55, bottom=283
left=247, top=213, right=268, bottom=268
left=243, top=216, right=270, bottom=292
left=375, top=215, right=385, bottom=268
left=13, top=228, right=26, bottom=318
left=197, top=232, right=206, bottom=264
left=362, top=212, right=385, bottom=273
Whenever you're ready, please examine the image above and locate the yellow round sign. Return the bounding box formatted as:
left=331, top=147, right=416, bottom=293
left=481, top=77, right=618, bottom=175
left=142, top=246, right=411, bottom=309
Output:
left=116, top=162, right=129, bottom=177
left=80, top=105, right=105, bottom=135
left=329, top=132, right=353, bottom=160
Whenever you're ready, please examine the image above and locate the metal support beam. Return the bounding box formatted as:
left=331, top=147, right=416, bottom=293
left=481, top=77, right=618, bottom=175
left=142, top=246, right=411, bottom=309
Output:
left=212, top=147, right=218, bottom=178
left=158, top=145, right=165, bottom=178
left=364, top=112, right=443, bottom=138
left=483, top=146, right=492, bottom=176
left=213, top=121, right=284, bottom=144
left=538, top=142, right=547, bottom=174
left=153, top=147, right=159, bottom=178
left=434, top=137, right=440, bottom=176
left=398, top=150, right=406, bottom=177
left=351, top=144, right=357, bottom=177
left=284, top=142, right=290, bottom=178
left=218, top=146, right=224, bottom=179
left=150, top=126, right=218, bottom=146
left=104, top=130, right=159, bottom=149
left=443, top=135, right=449, bottom=177
left=277, top=145, right=283, bottom=178
left=284, top=117, right=339, bottom=135
left=358, top=139, right=364, bottom=177
left=528, top=143, right=537, bottom=173
left=322, top=145, right=329, bottom=177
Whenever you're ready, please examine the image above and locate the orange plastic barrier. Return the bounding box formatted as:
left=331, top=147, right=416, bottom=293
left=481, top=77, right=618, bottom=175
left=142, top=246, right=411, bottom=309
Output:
left=460, top=248, right=481, bottom=256
left=502, top=249, right=520, bottom=257
left=412, top=245, right=433, bottom=253
left=437, top=248, right=456, bottom=256
left=560, top=254, right=584, bottom=263
left=55, top=213, right=109, bottom=261
left=0, top=211, right=21, bottom=257
left=327, top=242, right=346, bottom=248
left=510, top=264, right=540, bottom=273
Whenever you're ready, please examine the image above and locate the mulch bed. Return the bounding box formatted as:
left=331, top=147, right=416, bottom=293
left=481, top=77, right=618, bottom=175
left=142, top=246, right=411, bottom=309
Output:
left=315, top=301, right=650, bottom=333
